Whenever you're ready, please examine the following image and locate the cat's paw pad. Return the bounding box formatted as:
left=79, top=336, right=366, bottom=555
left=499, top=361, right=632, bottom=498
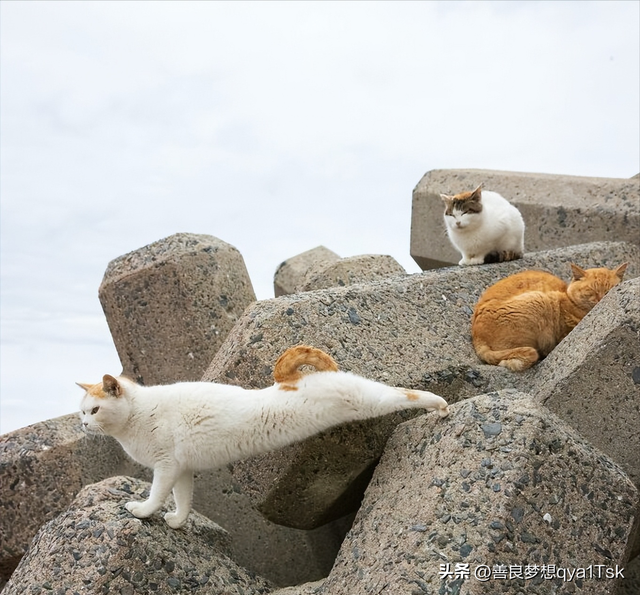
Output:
left=164, top=511, right=187, bottom=529
left=125, top=500, right=152, bottom=519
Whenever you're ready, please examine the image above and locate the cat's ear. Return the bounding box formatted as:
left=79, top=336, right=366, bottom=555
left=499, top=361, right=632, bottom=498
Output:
left=102, top=374, right=123, bottom=397
left=440, top=194, right=452, bottom=202
left=76, top=382, right=93, bottom=392
left=570, top=263, right=587, bottom=280
left=470, top=184, right=483, bottom=201
left=614, top=262, right=628, bottom=280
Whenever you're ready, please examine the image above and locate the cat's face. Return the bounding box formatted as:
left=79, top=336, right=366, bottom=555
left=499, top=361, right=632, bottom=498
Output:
left=78, top=375, right=129, bottom=436
left=566, top=263, right=628, bottom=312
left=441, top=186, right=483, bottom=231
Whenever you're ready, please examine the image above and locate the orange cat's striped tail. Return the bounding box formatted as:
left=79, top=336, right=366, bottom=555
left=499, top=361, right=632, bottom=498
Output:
left=274, top=345, right=339, bottom=386
left=473, top=340, right=539, bottom=372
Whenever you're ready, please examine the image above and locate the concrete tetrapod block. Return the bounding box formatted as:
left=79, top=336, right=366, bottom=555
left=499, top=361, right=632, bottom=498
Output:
left=3, top=476, right=273, bottom=595
left=274, top=246, right=341, bottom=297
left=528, top=278, right=640, bottom=489
left=321, top=391, right=638, bottom=595
left=99, top=233, right=256, bottom=385
left=0, top=414, right=130, bottom=585
left=299, top=254, right=406, bottom=292
left=203, top=241, right=639, bottom=530
left=411, top=168, right=640, bottom=269
left=0, top=415, right=353, bottom=588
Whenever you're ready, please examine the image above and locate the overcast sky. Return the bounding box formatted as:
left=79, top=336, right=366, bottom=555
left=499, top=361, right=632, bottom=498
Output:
left=1, top=1, right=638, bottom=434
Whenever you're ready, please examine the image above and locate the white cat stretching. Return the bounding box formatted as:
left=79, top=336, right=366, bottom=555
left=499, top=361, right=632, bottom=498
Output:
left=441, top=184, right=525, bottom=266
left=78, top=346, right=449, bottom=529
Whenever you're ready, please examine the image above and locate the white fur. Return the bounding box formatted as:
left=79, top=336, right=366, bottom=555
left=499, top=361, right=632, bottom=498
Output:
left=444, top=190, right=525, bottom=266
left=79, top=372, right=449, bottom=528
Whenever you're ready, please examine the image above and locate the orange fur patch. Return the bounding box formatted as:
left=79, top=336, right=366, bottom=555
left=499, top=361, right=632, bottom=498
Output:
left=278, top=384, right=299, bottom=392
left=405, top=391, right=419, bottom=401
left=273, top=345, right=339, bottom=384
left=87, top=383, right=107, bottom=399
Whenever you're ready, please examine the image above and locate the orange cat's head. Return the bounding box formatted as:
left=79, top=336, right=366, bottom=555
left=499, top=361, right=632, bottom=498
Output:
left=567, top=262, right=628, bottom=312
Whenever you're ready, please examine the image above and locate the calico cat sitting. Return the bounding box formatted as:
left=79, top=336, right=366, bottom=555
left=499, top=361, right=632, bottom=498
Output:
left=471, top=263, right=628, bottom=371
left=78, top=345, right=449, bottom=528
left=441, top=184, right=525, bottom=265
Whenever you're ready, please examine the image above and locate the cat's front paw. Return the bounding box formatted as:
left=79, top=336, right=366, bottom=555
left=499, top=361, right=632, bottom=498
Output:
left=164, top=511, right=188, bottom=529
left=438, top=405, right=450, bottom=418
left=125, top=500, right=154, bottom=519
left=459, top=257, right=483, bottom=266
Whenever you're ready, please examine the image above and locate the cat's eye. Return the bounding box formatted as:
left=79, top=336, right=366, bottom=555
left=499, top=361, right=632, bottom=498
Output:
left=91, top=406, right=100, bottom=415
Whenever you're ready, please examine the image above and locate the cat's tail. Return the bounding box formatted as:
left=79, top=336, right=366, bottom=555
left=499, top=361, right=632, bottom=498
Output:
left=274, top=345, right=339, bottom=384
left=474, top=342, right=539, bottom=372
left=483, top=250, right=523, bottom=264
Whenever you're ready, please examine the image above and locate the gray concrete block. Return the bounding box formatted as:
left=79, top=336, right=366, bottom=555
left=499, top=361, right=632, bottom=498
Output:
left=204, top=241, right=639, bottom=530
left=0, top=415, right=352, bottom=588
left=322, top=391, right=638, bottom=595
left=3, top=476, right=273, bottom=595
left=411, top=169, right=640, bottom=270
left=274, top=246, right=340, bottom=297
left=99, top=233, right=256, bottom=385
left=528, top=278, right=640, bottom=488
left=299, top=254, right=406, bottom=292
left=617, top=554, right=640, bottom=595
left=0, top=414, right=129, bottom=584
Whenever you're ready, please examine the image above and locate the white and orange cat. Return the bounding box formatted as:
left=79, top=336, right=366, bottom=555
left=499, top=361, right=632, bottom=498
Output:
left=441, top=184, right=525, bottom=265
left=472, top=263, right=628, bottom=371
left=78, top=346, right=449, bottom=528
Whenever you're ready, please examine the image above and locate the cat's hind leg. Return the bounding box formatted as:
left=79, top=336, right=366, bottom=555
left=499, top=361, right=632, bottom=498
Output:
left=164, top=471, right=194, bottom=529
left=481, top=346, right=539, bottom=371
left=125, top=465, right=178, bottom=520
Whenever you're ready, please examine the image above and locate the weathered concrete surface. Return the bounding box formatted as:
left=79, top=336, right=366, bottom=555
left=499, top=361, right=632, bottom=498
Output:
left=617, top=554, right=640, bottom=595
left=0, top=414, right=129, bottom=584
left=274, top=246, right=340, bottom=297
left=204, top=241, right=639, bottom=529
left=0, top=415, right=352, bottom=588
left=191, top=467, right=353, bottom=586
left=411, top=169, right=640, bottom=269
left=99, top=233, right=256, bottom=385
left=3, top=476, right=273, bottom=595
left=321, top=391, right=638, bottom=595
left=299, top=254, right=406, bottom=292
left=528, top=278, right=640, bottom=488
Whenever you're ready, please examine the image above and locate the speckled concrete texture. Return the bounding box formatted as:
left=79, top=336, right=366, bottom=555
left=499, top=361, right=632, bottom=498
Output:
left=617, top=554, right=640, bottom=594
left=274, top=246, right=340, bottom=297
left=204, top=241, right=638, bottom=529
left=411, top=169, right=640, bottom=269
left=320, top=391, right=638, bottom=595
left=0, top=414, right=131, bottom=584
left=3, top=476, right=273, bottom=595
left=0, top=416, right=353, bottom=589
left=99, top=233, right=256, bottom=385
left=190, top=467, right=354, bottom=586
left=528, top=278, right=640, bottom=488
left=299, top=254, right=407, bottom=292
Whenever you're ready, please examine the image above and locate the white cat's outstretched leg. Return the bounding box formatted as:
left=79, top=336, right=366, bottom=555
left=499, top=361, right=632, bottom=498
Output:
left=164, top=471, right=194, bottom=529
left=399, top=388, right=450, bottom=417
left=125, top=465, right=177, bottom=520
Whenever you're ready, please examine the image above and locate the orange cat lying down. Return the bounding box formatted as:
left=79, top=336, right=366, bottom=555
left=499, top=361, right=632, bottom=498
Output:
left=471, top=263, right=628, bottom=371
